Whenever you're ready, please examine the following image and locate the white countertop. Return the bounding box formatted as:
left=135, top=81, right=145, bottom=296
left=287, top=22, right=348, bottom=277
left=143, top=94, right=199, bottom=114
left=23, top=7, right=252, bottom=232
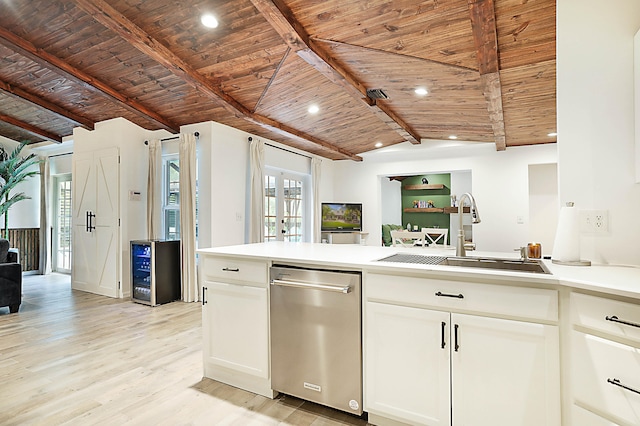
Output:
left=198, top=242, right=640, bottom=300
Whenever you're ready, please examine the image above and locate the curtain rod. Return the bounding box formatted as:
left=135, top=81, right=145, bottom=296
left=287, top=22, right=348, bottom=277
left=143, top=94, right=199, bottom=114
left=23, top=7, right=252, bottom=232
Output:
left=48, top=152, right=73, bottom=158
left=260, top=139, right=311, bottom=159
left=144, top=131, right=199, bottom=145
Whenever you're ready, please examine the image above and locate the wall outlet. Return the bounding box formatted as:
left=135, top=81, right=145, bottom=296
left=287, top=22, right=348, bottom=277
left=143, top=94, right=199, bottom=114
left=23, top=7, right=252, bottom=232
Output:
left=580, top=210, right=609, bottom=233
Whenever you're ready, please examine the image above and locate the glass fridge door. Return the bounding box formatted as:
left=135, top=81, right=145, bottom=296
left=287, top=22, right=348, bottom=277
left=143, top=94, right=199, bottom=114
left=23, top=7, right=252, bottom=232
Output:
left=132, top=243, right=151, bottom=303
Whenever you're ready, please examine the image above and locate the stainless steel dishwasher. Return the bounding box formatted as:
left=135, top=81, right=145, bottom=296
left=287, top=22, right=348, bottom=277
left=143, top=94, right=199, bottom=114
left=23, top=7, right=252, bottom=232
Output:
left=270, top=265, right=363, bottom=415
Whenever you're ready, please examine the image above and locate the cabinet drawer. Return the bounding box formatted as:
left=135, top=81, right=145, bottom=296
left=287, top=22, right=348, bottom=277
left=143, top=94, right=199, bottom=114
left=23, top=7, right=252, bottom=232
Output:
left=200, top=256, right=267, bottom=286
left=572, top=404, right=620, bottom=426
left=572, top=331, right=640, bottom=425
left=572, top=292, right=640, bottom=345
left=366, top=273, right=558, bottom=322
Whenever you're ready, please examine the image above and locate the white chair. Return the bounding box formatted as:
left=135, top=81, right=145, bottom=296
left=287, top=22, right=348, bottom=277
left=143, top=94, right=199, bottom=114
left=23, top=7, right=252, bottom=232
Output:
left=391, top=230, right=427, bottom=247
left=422, top=227, right=449, bottom=245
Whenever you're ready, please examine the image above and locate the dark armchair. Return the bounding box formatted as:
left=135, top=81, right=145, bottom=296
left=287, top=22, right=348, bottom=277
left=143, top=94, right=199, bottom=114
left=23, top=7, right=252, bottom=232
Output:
left=0, top=239, right=22, bottom=313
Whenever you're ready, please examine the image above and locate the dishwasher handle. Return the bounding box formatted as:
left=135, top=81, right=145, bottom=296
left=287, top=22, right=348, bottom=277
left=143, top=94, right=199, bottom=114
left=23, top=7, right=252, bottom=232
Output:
left=271, top=279, right=351, bottom=294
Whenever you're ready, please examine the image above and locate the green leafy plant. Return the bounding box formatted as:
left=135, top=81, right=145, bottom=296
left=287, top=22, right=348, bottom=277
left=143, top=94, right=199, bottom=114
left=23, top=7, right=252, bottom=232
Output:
left=0, top=142, right=41, bottom=240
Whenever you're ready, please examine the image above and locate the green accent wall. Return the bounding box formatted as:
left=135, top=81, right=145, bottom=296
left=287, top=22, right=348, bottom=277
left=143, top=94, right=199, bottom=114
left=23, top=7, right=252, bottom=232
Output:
left=401, top=174, right=451, bottom=243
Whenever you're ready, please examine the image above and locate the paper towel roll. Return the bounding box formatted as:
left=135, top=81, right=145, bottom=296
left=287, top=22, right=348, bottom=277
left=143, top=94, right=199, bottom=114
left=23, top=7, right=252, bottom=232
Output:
left=552, top=202, right=581, bottom=262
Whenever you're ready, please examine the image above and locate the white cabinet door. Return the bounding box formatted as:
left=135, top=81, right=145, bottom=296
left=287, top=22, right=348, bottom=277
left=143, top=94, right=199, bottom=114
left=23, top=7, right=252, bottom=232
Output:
left=72, top=148, right=119, bottom=298
left=572, top=331, right=640, bottom=425
left=451, top=313, right=560, bottom=426
left=365, top=301, right=451, bottom=426
left=202, top=280, right=269, bottom=379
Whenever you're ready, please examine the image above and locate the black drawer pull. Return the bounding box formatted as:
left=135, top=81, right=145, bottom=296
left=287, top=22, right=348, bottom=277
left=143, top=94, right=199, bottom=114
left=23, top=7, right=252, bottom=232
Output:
left=222, top=267, right=240, bottom=272
left=607, top=378, right=640, bottom=395
left=605, top=315, right=640, bottom=329
left=454, top=324, right=460, bottom=352
left=202, top=287, right=207, bottom=306
left=435, top=291, right=464, bottom=299
left=441, top=321, right=446, bottom=349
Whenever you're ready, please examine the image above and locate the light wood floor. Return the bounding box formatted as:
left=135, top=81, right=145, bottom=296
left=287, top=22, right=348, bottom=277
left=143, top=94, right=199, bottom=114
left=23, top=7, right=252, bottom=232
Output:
left=0, top=274, right=369, bottom=425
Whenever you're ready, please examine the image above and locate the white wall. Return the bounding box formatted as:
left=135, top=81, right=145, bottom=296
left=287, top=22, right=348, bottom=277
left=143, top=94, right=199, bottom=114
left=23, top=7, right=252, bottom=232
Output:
left=529, top=163, right=558, bottom=258
left=449, top=170, right=473, bottom=243
left=330, top=143, right=557, bottom=252
left=558, top=0, right=640, bottom=266
left=73, top=118, right=171, bottom=296
left=182, top=121, right=250, bottom=248
left=380, top=178, right=401, bottom=225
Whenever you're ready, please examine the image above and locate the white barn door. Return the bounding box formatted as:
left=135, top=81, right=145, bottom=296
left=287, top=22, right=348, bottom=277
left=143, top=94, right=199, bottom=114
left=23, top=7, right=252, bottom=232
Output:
left=72, top=147, right=120, bottom=298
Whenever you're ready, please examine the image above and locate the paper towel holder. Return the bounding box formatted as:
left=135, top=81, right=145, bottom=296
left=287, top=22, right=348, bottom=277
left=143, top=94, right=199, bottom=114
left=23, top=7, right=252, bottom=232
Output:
left=551, top=201, right=591, bottom=266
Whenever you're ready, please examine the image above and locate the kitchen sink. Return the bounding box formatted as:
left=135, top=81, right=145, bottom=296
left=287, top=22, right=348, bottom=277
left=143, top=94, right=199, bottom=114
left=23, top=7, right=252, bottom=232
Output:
left=377, top=254, right=551, bottom=274
left=439, top=256, right=551, bottom=274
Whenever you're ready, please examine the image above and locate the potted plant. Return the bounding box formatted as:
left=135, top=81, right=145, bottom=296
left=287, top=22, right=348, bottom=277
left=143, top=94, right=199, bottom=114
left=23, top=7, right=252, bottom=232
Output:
left=0, top=142, right=41, bottom=240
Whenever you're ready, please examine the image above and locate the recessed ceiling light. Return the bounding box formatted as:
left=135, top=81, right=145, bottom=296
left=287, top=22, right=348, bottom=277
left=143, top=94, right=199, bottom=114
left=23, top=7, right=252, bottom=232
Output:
left=201, top=14, right=219, bottom=28
left=375, top=142, right=383, bottom=148
left=415, top=87, right=428, bottom=96
left=547, top=132, right=557, bottom=137
left=448, top=135, right=458, bottom=140
left=308, top=104, right=319, bottom=114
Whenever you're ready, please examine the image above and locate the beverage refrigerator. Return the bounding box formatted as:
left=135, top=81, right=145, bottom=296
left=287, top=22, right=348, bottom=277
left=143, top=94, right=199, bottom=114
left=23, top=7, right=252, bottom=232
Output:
left=131, top=240, right=181, bottom=306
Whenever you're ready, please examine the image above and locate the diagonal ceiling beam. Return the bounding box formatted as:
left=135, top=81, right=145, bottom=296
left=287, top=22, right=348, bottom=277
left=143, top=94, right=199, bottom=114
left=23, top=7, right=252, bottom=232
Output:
left=0, top=113, right=62, bottom=143
left=250, top=0, right=422, bottom=145
left=0, top=78, right=94, bottom=130
left=72, top=0, right=361, bottom=161
left=0, top=27, right=179, bottom=134
left=468, top=0, right=506, bottom=151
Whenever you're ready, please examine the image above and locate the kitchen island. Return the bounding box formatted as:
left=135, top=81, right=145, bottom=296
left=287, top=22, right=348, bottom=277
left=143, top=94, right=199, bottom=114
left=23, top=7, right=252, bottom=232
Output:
left=198, top=242, right=640, bottom=426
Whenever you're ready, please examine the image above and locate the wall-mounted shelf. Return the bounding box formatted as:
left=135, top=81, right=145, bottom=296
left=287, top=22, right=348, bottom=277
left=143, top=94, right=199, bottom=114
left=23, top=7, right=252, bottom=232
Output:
left=404, top=206, right=471, bottom=214
left=403, top=184, right=446, bottom=190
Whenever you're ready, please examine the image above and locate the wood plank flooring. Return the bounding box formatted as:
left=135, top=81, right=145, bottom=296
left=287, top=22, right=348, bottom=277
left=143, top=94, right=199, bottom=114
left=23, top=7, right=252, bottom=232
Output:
left=0, top=274, right=370, bottom=425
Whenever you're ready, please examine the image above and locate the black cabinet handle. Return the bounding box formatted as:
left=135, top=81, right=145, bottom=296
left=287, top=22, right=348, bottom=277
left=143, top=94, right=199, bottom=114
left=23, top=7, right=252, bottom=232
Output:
left=441, top=321, right=446, bottom=349
left=435, top=291, right=464, bottom=299
left=607, top=378, right=640, bottom=395
left=222, top=267, right=239, bottom=272
left=454, top=324, right=460, bottom=352
left=605, top=315, right=640, bottom=329
left=202, top=287, right=207, bottom=305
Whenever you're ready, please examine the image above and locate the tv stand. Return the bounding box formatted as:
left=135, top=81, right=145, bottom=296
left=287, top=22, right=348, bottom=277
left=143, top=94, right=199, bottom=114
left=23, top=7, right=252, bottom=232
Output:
left=322, top=231, right=369, bottom=245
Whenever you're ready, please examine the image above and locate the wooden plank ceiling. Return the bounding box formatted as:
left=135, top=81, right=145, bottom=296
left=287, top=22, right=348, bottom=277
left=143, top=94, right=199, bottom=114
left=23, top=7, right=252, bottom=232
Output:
left=0, top=0, right=556, bottom=160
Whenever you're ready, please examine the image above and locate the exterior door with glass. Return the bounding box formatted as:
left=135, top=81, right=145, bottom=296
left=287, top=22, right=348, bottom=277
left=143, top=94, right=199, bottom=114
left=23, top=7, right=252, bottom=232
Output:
left=264, top=173, right=305, bottom=242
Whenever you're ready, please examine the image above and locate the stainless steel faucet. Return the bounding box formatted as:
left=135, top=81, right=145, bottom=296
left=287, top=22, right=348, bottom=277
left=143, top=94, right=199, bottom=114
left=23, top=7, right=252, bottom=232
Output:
left=456, top=192, right=481, bottom=257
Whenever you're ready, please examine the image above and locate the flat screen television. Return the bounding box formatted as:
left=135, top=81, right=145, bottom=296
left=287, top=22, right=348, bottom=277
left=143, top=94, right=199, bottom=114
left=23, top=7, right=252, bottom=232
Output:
left=321, top=203, right=362, bottom=232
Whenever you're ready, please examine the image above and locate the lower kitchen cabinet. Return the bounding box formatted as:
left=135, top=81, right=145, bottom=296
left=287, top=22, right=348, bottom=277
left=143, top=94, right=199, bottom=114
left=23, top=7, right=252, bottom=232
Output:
left=450, top=313, right=559, bottom=426
left=364, top=273, right=560, bottom=426
left=202, top=281, right=268, bottom=378
left=366, top=302, right=451, bottom=425
left=200, top=255, right=274, bottom=398
left=570, top=292, right=640, bottom=425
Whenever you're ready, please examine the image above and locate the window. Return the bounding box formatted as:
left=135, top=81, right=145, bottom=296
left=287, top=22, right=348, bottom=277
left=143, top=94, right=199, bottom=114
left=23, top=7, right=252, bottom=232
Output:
left=164, top=156, right=180, bottom=240
left=264, top=170, right=307, bottom=242
left=53, top=175, right=72, bottom=272
left=161, top=155, right=199, bottom=242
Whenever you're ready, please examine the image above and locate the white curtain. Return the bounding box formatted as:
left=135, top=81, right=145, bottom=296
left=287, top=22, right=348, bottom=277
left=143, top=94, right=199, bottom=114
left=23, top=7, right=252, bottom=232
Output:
left=311, top=157, right=322, bottom=243
left=39, top=157, right=51, bottom=274
left=179, top=133, right=198, bottom=302
left=249, top=138, right=265, bottom=243
left=146, top=138, right=162, bottom=240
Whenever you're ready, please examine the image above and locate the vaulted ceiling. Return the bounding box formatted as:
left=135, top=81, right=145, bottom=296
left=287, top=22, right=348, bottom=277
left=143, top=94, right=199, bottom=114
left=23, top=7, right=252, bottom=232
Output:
left=0, top=0, right=556, bottom=161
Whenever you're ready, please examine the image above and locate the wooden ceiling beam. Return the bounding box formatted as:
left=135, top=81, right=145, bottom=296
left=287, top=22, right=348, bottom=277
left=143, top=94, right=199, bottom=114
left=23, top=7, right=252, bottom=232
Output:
left=0, top=78, right=94, bottom=130
left=468, top=0, right=506, bottom=151
left=72, top=0, right=361, bottom=161
left=0, top=113, right=62, bottom=143
left=0, top=27, right=179, bottom=134
left=250, top=0, right=422, bottom=145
